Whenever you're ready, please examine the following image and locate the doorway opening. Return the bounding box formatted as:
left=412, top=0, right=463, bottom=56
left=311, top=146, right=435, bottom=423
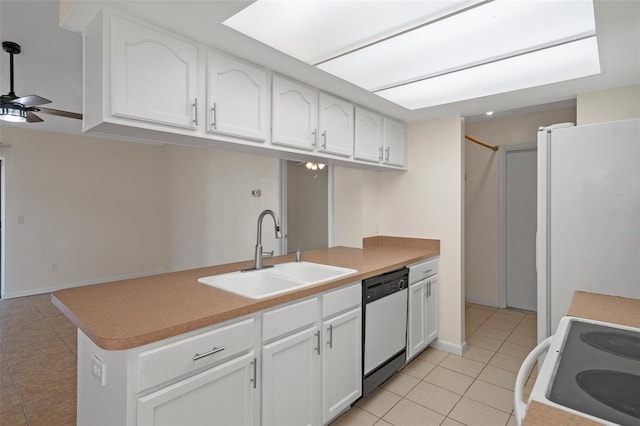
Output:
left=0, top=157, right=5, bottom=299
left=499, top=144, right=537, bottom=312
left=280, top=160, right=332, bottom=254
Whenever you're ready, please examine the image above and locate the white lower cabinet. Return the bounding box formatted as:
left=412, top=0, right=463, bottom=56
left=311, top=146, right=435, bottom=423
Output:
left=321, top=307, right=362, bottom=424
left=137, top=352, right=257, bottom=426
left=76, top=282, right=362, bottom=426
left=262, top=326, right=321, bottom=426
left=407, top=275, right=439, bottom=360
left=407, top=258, right=439, bottom=361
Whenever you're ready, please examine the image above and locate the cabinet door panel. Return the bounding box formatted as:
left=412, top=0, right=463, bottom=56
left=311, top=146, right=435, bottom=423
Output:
left=208, top=51, right=267, bottom=141
left=383, top=117, right=407, bottom=167
left=262, top=326, right=320, bottom=426
left=319, top=93, right=353, bottom=157
left=111, top=14, right=198, bottom=128
left=426, top=276, right=438, bottom=344
left=272, top=76, right=318, bottom=150
left=354, top=107, right=382, bottom=163
left=137, top=352, right=256, bottom=426
left=322, top=308, right=362, bottom=424
left=408, top=281, right=427, bottom=360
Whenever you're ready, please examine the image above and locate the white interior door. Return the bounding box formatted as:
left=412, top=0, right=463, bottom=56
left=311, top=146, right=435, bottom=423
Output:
left=502, top=145, right=537, bottom=311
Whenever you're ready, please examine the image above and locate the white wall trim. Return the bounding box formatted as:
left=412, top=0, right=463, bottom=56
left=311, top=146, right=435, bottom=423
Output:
left=0, top=157, right=5, bottom=299
left=279, top=159, right=288, bottom=255
left=328, top=165, right=335, bottom=248
left=499, top=142, right=537, bottom=309
left=1, top=269, right=165, bottom=299
left=430, top=338, right=468, bottom=356
left=465, top=296, right=500, bottom=308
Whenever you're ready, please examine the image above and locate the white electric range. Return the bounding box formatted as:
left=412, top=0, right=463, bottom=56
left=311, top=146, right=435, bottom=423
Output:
left=516, top=316, right=640, bottom=425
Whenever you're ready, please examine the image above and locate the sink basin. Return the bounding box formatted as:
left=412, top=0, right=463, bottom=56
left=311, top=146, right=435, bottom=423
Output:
left=198, top=261, right=357, bottom=299
left=269, top=261, right=357, bottom=284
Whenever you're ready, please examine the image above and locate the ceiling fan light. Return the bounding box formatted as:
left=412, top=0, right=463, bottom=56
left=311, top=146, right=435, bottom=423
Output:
left=0, top=105, right=27, bottom=122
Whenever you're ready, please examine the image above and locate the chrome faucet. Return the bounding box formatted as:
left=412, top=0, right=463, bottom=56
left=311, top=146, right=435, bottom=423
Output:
left=252, top=209, right=282, bottom=270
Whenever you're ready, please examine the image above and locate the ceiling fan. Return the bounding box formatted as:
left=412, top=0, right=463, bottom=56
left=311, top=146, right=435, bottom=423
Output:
left=0, top=41, right=82, bottom=123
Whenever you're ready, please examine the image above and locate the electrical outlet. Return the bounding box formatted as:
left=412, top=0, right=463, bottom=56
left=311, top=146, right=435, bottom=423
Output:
left=91, top=355, right=106, bottom=386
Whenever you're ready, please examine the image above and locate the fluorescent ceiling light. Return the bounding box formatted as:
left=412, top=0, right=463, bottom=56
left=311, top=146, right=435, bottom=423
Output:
left=225, top=0, right=480, bottom=64
left=376, top=37, right=601, bottom=109
left=224, top=0, right=600, bottom=110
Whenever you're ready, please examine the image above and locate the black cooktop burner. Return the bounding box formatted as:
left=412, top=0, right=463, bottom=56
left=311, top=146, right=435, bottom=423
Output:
left=576, top=370, right=640, bottom=419
left=581, top=331, right=640, bottom=360
left=548, top=321, right=640, bottom=426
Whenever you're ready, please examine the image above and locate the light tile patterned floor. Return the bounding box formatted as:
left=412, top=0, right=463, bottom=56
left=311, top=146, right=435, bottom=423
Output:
left=332, top=303, right=537, bottom=426
left=0, top=294, right=77, bottom=425
left=0, top=296, right=536, bottom=426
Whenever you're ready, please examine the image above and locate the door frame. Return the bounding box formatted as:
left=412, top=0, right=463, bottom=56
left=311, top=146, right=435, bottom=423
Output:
left=0, top=157, right=5, bottom=298
left=279, top=160, right=334, bottom=254
left=498, top=143, right=537, bottom=309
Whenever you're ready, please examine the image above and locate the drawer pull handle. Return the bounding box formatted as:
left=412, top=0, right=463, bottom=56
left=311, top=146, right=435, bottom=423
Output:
left=251, top=358, right=257, bottom=389
left=423, top=269, right=433, bottom=275
left=193, top=346, right=225, bottom=361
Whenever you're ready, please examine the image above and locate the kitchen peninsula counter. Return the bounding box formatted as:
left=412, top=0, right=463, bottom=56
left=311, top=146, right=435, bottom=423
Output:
left=53, top=236, right=439, bottom=350
left=523, top=291, right=640, bottom=425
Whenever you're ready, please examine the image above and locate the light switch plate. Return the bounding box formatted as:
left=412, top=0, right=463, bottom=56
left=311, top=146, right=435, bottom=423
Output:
left=91, top=355, right=106, bottom=386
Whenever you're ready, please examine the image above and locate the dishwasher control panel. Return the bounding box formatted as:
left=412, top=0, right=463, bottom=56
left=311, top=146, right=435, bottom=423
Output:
left=363, top=268, right=409, bottom=303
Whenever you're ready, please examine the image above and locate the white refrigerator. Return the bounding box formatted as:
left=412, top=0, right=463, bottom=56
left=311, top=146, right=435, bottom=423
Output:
left=536, top=118, right=640, bottom=341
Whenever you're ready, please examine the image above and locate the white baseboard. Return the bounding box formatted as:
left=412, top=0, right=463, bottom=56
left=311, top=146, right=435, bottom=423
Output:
left=1, top=269, right=165, bottom=299
left=465, top=296, right=501, bottom=308
left=430, top=338, right=468, bottom=356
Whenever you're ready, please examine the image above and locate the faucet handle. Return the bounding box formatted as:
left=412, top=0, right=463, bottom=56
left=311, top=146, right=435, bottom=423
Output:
left=262, top=250, right=274, bottom=259
left=295, top=250, right=302, bottom=262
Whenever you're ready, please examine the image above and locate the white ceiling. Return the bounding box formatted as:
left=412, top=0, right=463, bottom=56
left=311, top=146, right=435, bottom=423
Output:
left=1, top=0, right=639, bottom=135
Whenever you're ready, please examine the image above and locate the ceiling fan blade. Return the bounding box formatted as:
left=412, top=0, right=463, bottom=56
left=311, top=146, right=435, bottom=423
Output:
left=13, top=94, right=51, bottom=107
left=38, top=107, right=83, bottom=120
left=26, top=111, right=44, bottom=123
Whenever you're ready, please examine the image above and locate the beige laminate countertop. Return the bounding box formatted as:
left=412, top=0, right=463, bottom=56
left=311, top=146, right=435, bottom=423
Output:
left=52, top=236, right=439, bottom=351
left=523, top=291, right=640, bottom=426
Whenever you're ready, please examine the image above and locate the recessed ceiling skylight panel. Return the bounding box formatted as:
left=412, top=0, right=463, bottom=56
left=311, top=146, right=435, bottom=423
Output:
left=224, top=0, right=601, bottom=110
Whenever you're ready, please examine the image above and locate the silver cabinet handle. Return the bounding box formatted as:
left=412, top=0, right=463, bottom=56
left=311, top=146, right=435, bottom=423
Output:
left=385, top=147, right=390, bottom=162
left=211, top=102, right=217, bottom=129
left=193, top=346, right=224, bottom=361
left=321, top=130, right=327, bottom=150
left=314, top=330, right=321, bottom=355
left=327, top=324, right=333, bottom=349
left=312, top=129, right=317, bottom=148
left=192, top=98, right=198, bottom=126
left=423, top=269, right=433, bottom=275
left=250, top=358, right=257, bottom=389
left=378, top=146, right=383, bottom=161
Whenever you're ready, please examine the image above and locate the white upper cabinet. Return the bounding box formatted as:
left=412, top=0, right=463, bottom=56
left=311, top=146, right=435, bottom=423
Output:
left=110, top=13, right=199, bottom=129
left=207, top=51, right=268, bottom=141
left=272, top=75, right=318, bottom=150
left=354, top=107, right=383, bottom=163
left=383, top=117, right=407, bottom=167
left=318, top=92, right=354, bottom=157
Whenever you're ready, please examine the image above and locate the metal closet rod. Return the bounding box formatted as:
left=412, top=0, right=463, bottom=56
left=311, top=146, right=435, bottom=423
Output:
left=465, top=135, right=499, bottom=151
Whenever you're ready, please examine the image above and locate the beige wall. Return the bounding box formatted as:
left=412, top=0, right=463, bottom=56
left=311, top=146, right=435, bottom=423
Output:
left=0, top=126, right=167, bottom=297
left=163, top=144, right=279, bottom=272
left=334, top=116, right=466, bottom=353
left=577, top=84, right=640, bottom=125
left=464, top=107, right=576, bottom=306
left=0, top=126, right=279, bottom=297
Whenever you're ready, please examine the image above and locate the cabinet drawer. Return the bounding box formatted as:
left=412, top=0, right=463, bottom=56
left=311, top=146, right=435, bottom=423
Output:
left=409, top=257, right=438, bottom=284
left=322, top=283, right=361, bottom=319
left=138, top=318, right=254, bottom=391
left=263, top=297, right=319, bottom=342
